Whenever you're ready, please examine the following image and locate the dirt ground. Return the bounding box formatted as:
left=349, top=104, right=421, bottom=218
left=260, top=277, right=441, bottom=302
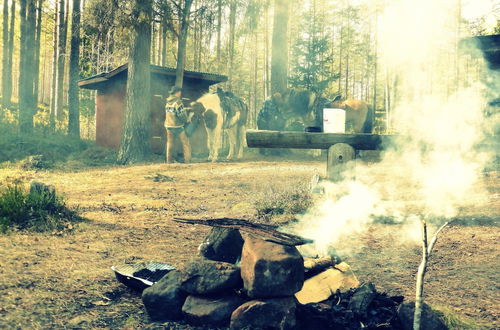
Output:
left=0, top=160, right=498, bottom=329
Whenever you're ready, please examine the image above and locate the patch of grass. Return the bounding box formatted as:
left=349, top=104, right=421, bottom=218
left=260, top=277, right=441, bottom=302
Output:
left=432, top=305, right=491, bottom=330
left=0, top=121, right=116, bottom=168
left=0, top=183, right=79, bottom=233
left=254, top=184, right=313, bottom=221
left=76, top=146, right=118, bottom=166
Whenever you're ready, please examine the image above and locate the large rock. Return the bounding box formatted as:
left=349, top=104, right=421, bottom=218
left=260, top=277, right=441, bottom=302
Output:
left=295, top=262, right=359, bottom=304
left=240, top=237, right=304, bottom=298
left=182, top=294, right=246, bottom=326
left=199, top=227, right=244, bottom=263
left=141, top=270, right=187, bottom=321
left=181, top=258, right=242, bottom=295
left=397, top=302, right=448, bottom=330
left=230, top=297, right=297, bottom=330
left=348, top=282, right=376, bottom=315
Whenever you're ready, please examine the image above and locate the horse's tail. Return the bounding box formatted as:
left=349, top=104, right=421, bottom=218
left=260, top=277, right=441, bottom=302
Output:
left=362, top=104, right=374, bottom=133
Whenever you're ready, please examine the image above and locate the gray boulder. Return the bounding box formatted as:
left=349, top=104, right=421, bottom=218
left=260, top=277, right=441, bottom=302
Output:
left=181, top=258, right=242, bottom=295
left=141, top=270, right=187, bottom=321
left=199, top=227, right=244, bottom=264
left=182, top=294, right=246, bottom=326
left=230, top=297, right=297, bottom=330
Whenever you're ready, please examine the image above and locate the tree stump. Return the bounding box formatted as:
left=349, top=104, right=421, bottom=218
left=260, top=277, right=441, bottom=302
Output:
left=327, top=143, right=355, bottom=181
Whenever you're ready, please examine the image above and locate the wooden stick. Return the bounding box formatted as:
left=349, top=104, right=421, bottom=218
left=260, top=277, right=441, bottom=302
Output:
left=304, top=256, right=336, bottom=273
left=173, top=217, right=314, bottom=246
left=413, top=221, right=428, bottom=330
left=413, top=221, right=450, bottom=330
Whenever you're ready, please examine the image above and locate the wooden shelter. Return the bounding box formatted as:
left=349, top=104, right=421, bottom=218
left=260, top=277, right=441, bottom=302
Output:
left=460, top=34, right=500, bottom=72
left=78, top=64, right=227, bottom=155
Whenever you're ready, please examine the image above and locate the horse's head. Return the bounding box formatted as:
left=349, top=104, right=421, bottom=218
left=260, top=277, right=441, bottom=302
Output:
left=190, top=101, right=206, bottom=115
left=330, top=94, right=346, bottom=109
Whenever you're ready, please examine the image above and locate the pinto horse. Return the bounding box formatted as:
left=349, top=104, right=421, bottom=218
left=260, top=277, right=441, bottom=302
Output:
left=191, top=89, right=248, bottom=162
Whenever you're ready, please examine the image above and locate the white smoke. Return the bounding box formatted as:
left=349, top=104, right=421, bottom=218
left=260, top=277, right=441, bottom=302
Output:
left=285, top=0, right=497, bottom=256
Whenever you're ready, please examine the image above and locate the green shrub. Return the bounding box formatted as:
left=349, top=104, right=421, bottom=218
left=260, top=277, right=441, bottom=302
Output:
left=0, top=184, right=78, bottom=233
left=254, top=184, right=313, bottom=221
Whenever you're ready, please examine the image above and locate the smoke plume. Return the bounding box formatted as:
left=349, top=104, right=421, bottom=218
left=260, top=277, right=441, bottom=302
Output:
left=285, top=0, right=497, bottom=256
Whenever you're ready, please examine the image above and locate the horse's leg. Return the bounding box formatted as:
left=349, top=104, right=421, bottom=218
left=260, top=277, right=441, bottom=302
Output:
left=206, top=126, right=214, bottom=162
left=237, top=124, right=246, bottom=159
left=212, top=121, right=223, bottom=162
left=226, top=126, right=237, bottom=160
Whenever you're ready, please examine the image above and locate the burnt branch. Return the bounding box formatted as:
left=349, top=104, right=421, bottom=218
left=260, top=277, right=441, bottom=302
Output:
left=173, top=217, right=314, bottom=246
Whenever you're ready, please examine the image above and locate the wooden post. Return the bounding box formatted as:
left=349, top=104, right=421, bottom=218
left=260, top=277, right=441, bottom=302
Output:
left=327, top=143, right=355, bottom=181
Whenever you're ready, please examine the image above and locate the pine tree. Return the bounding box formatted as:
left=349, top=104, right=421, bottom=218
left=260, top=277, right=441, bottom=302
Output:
left=68, top=0, right=81, bottom=137
left=289, top=1, right=337, bottom=95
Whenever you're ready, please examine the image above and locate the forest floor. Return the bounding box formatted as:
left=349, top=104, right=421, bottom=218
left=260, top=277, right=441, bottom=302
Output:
left=0, top=159, right=498, bottom=329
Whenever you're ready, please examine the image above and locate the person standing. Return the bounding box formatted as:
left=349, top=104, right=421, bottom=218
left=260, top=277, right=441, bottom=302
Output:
left=165, top=86, right=191, bottom=163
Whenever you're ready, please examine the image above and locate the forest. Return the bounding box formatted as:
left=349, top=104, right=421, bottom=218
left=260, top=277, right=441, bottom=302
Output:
left=0, top=0, right=499, bottom=329
left=1, top=0, right=498, bottom=142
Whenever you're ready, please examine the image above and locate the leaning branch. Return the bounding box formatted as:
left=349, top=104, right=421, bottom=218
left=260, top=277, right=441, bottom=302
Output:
left=173, top=217, right=314, bottom=246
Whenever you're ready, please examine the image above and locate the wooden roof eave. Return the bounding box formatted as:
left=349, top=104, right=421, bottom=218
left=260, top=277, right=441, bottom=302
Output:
left=79, top=64, right=228, bottom=90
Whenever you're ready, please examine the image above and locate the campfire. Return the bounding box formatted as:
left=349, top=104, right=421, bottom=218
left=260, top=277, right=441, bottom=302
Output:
left=110, top=219, right=448, bottom=329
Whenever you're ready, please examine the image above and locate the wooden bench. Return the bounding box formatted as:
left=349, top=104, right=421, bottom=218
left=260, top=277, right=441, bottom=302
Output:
left=246, top=130, right=395, bottom=181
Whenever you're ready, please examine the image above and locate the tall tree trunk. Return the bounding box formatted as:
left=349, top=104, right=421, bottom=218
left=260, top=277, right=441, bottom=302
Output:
left=50, top=0, right=58, bottom=129
left=117, top=0, right=152, bottom=164
left=454, top=0, right=461, bottom=93
left=55, top=0, right=67, bottom=120
left=156, top=23, right=161, bottom=65
left=151, top=21, right=156, bottom=64
left=373, top=8, right=378, bottom=113
left=18, top=0, right=37, bottom=133
left=344, top=9, right=350, bottom=98
left=4, top=0, right=16, bottom=107
left=338, top=25, right=343, bottom=95
left=33, top=0, right=44, bottom=104
left=253, top=32, right=258, bottom=128
left=197, top=18, right=203, bottom=71
left=227, top=0, right=236, bottom=91
left=2, top=0, right=9, bottom=107
left=161, top=19, right=167, bottom=66
left=41, top=33, right=48, bottom=104
left=216, top=0, right=222, bottom=72
left=270, top=0, right=289, bottom=95
left=192, top=16, right=197, bottom=71
left=264, top=0, right=270, bottom=98
left=68, top=0, right=81, bottom=137
left=174, top=0, right=193, bottom=88
left=345, top=53, right=349, bottom=98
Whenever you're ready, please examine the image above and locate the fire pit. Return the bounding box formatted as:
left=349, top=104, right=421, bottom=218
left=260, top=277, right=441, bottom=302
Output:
left=109, top=218, right=446, bottom=329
